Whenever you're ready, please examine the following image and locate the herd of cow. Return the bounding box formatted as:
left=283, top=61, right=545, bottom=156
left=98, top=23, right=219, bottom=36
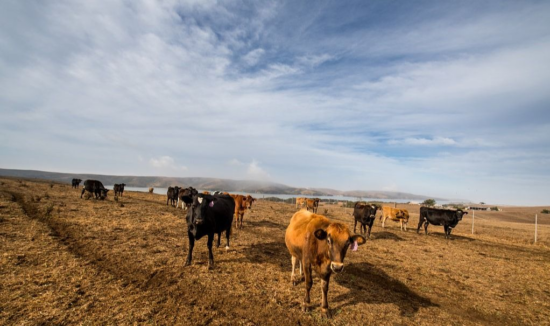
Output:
left=72, top=178, right=469, bottom=318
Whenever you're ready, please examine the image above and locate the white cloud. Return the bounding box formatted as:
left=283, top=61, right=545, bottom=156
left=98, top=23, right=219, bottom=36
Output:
left=149, top=156, right=187, bottom=171
left=247, top=160, right=270, bottom=180
left=388, top=137, right=457, bottom=146
left=242, top=48, right=265, bottom=66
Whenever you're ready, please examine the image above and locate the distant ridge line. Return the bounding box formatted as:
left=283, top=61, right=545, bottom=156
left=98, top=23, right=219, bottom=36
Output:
left=0, top=168, right=448, bottom=200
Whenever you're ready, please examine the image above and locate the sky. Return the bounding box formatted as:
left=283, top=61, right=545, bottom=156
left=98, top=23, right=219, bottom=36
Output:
left=1, top=0, right=549, bottom=205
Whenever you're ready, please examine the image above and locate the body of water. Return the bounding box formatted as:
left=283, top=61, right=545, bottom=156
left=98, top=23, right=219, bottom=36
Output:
left=106, top=186, right=453, bottom=204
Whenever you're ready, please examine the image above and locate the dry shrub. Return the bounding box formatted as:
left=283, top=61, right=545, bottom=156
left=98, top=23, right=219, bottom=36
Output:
left=45, top=204, right=54, bottom=217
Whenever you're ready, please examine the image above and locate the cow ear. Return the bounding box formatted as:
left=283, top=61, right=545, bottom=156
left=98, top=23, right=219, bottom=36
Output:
left=314, top=229, right=327, bottom=240
left=351, top=235, right=367, bottom=246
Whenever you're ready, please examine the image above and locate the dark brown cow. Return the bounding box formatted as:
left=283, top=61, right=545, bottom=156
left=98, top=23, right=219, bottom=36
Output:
left=306, top=198, right=320, bottom=213
left=285, top=210, right=366, bottom=318
left=245, top=195, right=256, bottom=209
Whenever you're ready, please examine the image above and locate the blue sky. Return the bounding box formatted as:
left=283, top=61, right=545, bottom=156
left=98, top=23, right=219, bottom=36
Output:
left=1, top=0, right=549, bottom=205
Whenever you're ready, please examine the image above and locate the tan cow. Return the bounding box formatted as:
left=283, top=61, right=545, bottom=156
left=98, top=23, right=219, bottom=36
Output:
left=285, top=210, right=366, bottom=318
left=230, top=194, right=251, bottom=229
left=295, top=197, right=307, bottom=209
left=380, top=206, right=410, bottom=231
left=306, top=198, right=320, bottom=213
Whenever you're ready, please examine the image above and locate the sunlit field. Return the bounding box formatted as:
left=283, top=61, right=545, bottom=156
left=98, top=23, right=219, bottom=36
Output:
left=1, top=177, right=549, bottom=325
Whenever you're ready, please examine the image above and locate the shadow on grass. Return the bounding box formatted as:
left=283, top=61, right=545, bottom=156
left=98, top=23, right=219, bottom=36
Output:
left=371, top=231, right=404, bottom=241
left=332, top=262, right=438, bottom=316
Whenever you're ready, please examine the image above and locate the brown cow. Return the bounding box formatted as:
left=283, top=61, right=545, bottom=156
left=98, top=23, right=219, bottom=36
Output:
left=202, top=191, right=211, bottom=195
left=285, top=210, right=366, bottom=318
left=148, top=187, right=154, bottom=193
left=380, top=206, right=410, bottom=231
left=296, top=197, right=307, bottom=209
left=306, top=198, right=320, bottom=213
left=230, top=194, right=251, bottom=229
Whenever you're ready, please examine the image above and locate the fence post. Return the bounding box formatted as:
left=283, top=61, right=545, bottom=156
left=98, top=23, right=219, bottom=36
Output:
left=471, top=210, right=475, bottom=235
left=535, top=214, right=538, bottom=243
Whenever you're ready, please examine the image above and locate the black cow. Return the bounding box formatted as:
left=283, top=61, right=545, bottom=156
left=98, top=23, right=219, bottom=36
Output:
left=178, top=187, right=198, bottom=209
left=184, top=194, right=235, bottom=269
left=417, top=207, right=468, bottom=239
left=71, top=178, right=82, bottom=189
left=81, top=180, right=109, bottom=200
left=353, top=202, right=378, bottom=238
left=166, top=186, right=180, bottom=206
left=113, top=183, right=126, bottom=196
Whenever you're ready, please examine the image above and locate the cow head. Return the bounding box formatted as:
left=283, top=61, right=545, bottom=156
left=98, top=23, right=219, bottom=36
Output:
left=179, top=187, right=198, bottom=205
left=186, top=194, right=216, bottom=231
left=400, top=209, right=410, bottom=223
left=314, top=223, right=366, bottom=274
left=100, top=189, right=109, bottom=199
left=246, top=195, right=256, bottom=209
left=455, top=210, right=468, bottom=221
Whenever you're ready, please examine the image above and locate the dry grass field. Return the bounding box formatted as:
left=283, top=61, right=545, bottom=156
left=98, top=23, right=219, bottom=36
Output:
left=1, top=177, right=549, bottom=325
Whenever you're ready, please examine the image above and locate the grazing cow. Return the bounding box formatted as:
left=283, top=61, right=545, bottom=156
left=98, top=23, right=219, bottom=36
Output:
left=353, top=202, right=378, bottom=238
left=417, top=207, right=468, bottom=239
left=380, top=206, right=410, bottom=231
left=184, top=194, right=235, bottom=269
left=296, top=197, right=307, bottom=209
left=285, top=210, right=366, bottom=318
left=81, top=180, right=109, bottom=200
left=166, top=186, right=180, bottom=206
left=306, top=198, right=320, bottom=213
left=71, top=178, right=82, bottom=189
left=119, top=183, right=125, bottom=196
left=148, top=187, right=154, bottom=193
left=178, top=187, right=198, bottom=209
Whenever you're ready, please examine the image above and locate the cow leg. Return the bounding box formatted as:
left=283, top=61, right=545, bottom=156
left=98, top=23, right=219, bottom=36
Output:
left=239, top=213, right=244, bottom=229
left=291, top=256, right=297, bottom=285
left=303, top=263, right=312, bottom=312
left=354, top=220, right=357, bottom=233
left=382, top=217, right=385, bottom=228
left=321, top=277, right=332, bottom=318
left=367, top=223, right=372, bottom=239
left=424, top=221, right=429, bottom=235
left=184, top=232, right=195, bottom=266
left=80, top=188, right=85, bottom=198
left=225, top=228, right=231, bottom=249
left=404, top=221, right=407, bottom=231
left=207, top=233, right=214, bottom=269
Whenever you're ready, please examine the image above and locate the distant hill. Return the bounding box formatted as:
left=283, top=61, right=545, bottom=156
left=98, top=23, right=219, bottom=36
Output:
left=0, top=168, right=448, bottom=200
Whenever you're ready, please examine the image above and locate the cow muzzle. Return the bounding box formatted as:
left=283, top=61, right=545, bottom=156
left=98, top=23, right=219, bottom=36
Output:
left=194, top=218, right=205, bottom=225
left=330, top=262, right=344, bottom=273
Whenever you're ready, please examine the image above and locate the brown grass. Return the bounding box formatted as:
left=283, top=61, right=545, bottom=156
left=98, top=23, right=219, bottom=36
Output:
left=1, top=177, right=549, bottom=325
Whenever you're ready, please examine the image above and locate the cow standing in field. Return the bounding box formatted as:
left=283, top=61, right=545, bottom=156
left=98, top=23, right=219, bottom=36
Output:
left=167, top=186, right=180, bottom=206
left=114, top=183, right=126, bottom=197
left=178, top=187, right=198, bottom=209
left=306, top=198, right=320, bottom=213
left=380, top=206, right=410, bottom=231
left=231, top=194, right=252, bottom=229
left=184, top=193, right=235, bottom=269
left=72, top=178, right=82, bottom=189
left=417, top=207, right=468, bottom=239
left=285, top=210, right=366, bottom=318
left=148, top=187, right=154, bottom=193
left=353, top=202, right=378, bottom=238
left=81, top=180, right=109, bottom=200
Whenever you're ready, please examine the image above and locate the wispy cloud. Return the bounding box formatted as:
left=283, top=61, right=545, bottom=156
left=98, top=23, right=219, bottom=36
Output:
left=1, top=0, right=549, bottom=205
